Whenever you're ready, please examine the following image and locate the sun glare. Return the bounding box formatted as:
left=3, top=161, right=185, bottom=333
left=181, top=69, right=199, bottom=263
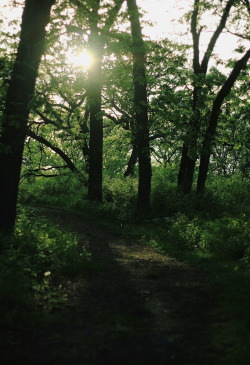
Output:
left=70, top=51, right=92, bottom=68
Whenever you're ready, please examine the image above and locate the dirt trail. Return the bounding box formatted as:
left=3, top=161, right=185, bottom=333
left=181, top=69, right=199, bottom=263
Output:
left=4, top=207, right=221, bottom=365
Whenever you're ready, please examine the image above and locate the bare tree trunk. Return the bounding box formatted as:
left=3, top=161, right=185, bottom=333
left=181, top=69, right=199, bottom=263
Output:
left=124, top=144, right=138, bottom=177
left=0, top=0, right=55, bottom=234
left=87, top=4, right=103, bottom=202
left=197, top=49, right=250, bottom=192
left=127, top=0, right=152, bottom=216
left=87, top=0, right=125, bottom=202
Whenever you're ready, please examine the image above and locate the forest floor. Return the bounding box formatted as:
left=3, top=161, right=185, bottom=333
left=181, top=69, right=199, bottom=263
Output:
left=3, top=207, right=228, bottom=364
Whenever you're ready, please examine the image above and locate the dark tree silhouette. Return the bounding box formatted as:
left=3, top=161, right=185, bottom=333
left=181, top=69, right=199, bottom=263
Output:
left=0, top=0, right=55, bottom=234
left=86, top=0, right=125, bottom=201
left=87, top=0, right=103, bottom=202
left=127, top=0, right=152, bottom=215
left=178, top=0, right=235, bottom=193
left=197, top=49, right=250, bottom=192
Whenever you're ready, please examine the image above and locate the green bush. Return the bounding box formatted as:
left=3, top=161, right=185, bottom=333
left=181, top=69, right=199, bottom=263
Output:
left=149, top=214, right=204, bottom=253
left=19, top=173, right=87, bottom=209
left=208, top=176, right=250, bottom=216
left=18, top=168, right=250, bottom=261
left=168, top=215, right=203, bottom=250
left=200, top=216, right=249, bottom=259
left=150, top=167, right=222, bottom=219
left=142, top=213, right=249, bottom=261
left=150, top=169, right=250, bottom=220
left=103, top=176, right=137, bottom=220
left=151, top=170, right=178, bottom=216
left=13, top=208, right=90, bottom=277
left=0, top=208, right=90, bottom=322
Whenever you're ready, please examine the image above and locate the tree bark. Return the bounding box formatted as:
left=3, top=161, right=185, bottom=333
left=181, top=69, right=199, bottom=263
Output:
left=197, top=49, right=250, bottom=192
left=124, top=144, right=138, bottom=177
left=177, top=0, right=235, bottom=193
left=87, top=0, right=125, bottom=202
left=87, top=9, right=103, bottom=201
left=127, top=0, right=152, bottom=215
left=0, top=0, right=55, bottom=234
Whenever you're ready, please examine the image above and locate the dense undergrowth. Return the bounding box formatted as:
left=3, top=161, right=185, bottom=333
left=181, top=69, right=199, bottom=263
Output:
left=0, top=207, right=90, bottom=331
left=19, top=169, right=250, bottom=263
left=2, top=169, right=249, bottom=363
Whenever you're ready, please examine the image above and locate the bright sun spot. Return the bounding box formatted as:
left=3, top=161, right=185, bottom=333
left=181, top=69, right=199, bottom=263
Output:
left=70, top=51, right=92, bottom=68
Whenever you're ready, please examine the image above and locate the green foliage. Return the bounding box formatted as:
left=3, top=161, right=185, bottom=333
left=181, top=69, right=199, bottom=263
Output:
left=107, top=170, right=250, bottom=262
left=151, top=167, right=221, bottom=218
left=102, top=176, right=137, bottom=220
left=0, top=207, right=90, bottom=325
left=19, top=168, right=249, bottom=262
left=151, top=167, right=179, bottom=216
left=153, top=213, right=249, bottom=260
left=14, top=209, right=89, bottom=277
left=200, top=216, right=249, bottom=259
left=208, top=175, right=250, bottom=216
left=134, top=213, right=249, bottom=268
left=19, top=173, right=87, bottom=209
left=167, top=214, right=203, bottom=251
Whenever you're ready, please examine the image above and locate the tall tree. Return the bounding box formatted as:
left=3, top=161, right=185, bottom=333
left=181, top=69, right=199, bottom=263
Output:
left=178, top=0, right=235, bottom=193
left=0, top=0, right=55, bottom=234
left=197, top=48, right=250, bottom=192
left=87, top=0, right=103, bottom=201
left=73, top=0, right=125, bottom=201
left=17, top=0, right=126, bottom=195
left=127, top=0, right=152, bottom=215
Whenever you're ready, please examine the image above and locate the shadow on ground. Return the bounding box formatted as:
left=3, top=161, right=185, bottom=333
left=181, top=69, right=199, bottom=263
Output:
left=2, top=208, right=221, bottom=364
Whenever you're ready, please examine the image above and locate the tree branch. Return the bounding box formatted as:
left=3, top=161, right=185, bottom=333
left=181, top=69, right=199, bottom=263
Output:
left=103, top=0, right=125, bottom=34
left=200, top=0, right=234, bottom=74
left=27, top=165, right=68, bottom=172
left=20, top=172, right=60, bottom=183
left=197, top=48, right=250, bottom=191
left=213, top=49, right=250, bottom=116
left=27, top=129, right=87, bottom=185
left=36, top=109, right=66, bottom=129
left=103, top=112, right=131, bottom=130
left=225, top=27, right=250, bottom=41
left=191, top=0, right=201, bottom=74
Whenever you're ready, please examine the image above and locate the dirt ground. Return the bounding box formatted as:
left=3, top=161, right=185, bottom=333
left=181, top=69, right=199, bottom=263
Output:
left=3, top=207, right=223, bottom=365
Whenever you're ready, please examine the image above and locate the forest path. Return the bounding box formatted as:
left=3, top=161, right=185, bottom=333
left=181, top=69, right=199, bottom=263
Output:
left=7, top=207, right=221, bottom=365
